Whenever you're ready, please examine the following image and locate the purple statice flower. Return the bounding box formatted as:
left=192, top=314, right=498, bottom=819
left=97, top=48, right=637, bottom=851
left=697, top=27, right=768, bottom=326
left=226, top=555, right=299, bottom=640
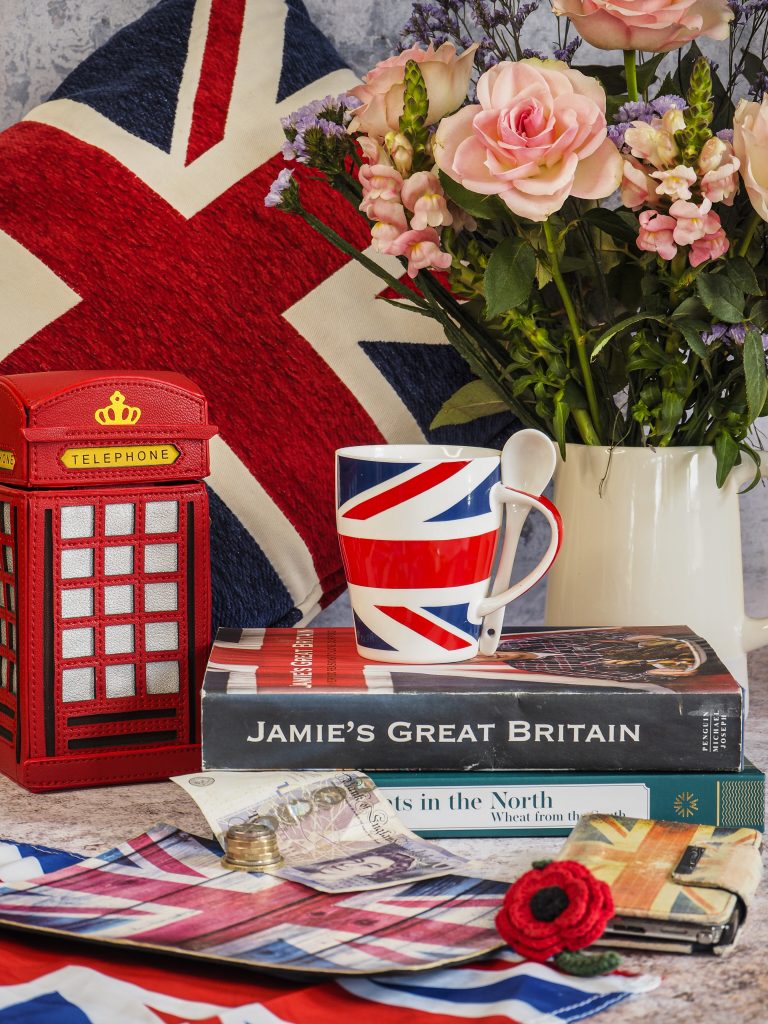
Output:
left=264, top=168, right=294, bottom=209
left=522, top=47, right=546, bottom=60
left=749, top=71, right=768, bottom=101
left=616, top=95, right=685, bottom=126
left=553, top=36, right=582, bottom=64
left=512, top=0, right=540, bottom=31
left=607, top=123, right=630, bottom=149
left=701, top=323, right=754, bottom=347
left=280, top=93, right=357, bottom=166
left=650, top=94, right=686, bottom=115
left=717, top=128, right=735, bottom=144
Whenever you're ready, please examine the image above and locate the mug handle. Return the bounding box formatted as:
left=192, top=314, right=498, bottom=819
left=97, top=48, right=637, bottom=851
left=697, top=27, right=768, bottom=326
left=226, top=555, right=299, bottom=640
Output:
left=476, top=485, right=563, bottom=656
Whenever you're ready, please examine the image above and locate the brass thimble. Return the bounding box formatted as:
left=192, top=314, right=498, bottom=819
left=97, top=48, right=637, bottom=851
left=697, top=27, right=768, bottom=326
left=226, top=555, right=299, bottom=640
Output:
left=221, top=821, right=284, bottom=871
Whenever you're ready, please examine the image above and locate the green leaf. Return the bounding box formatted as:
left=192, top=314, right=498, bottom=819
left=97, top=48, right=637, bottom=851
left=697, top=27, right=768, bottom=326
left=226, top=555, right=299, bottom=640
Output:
left=658, top=390, right=685, bottom=435
left=591, top=313, right=666, bottom=361
left=724, top=257, right=761, bottom=296
left=672, top=296, right=708, bottom=321
left=743, top=330, right=768, bottom=425
left=563, top=379, right=588, bottom=410
left=484, top=236, right=537, bottom=319
left=571, top=63, right=626, bottom=94
left=429, top=379, right=509, bottom=428
left=438, top=170, right=503, bottom=220
left=636, top=53, right=666, bottom=92
left=583, top=208, right=639, bottom=244
left=750, top=299, right=768, bottom=330
left=552, top=400, right=568, bottom=460
left=696, top=273, right=745, bottom=324
left=737, top=444, right=762, bottom=493
left=675, top=318, right=709, bottom=357
left=714, top=431, right=740, bottom=488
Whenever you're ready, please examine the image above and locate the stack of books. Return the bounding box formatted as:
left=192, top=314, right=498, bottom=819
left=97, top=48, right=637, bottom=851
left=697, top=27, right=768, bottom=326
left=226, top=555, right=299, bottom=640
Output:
left=200, top=625, right=764, bottom=838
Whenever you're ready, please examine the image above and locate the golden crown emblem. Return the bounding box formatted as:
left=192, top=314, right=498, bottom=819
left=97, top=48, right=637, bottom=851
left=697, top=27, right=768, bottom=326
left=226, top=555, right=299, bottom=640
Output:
left=94, top=390, right=142, bottom=426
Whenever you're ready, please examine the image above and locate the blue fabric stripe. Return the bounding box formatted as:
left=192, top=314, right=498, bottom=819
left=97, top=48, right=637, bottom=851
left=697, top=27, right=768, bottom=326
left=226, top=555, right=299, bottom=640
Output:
left=0, top=992, right=91, bottom=1024
left=208, top=488, right=301, bottom=633
left=277, top=0, right=347, bottom=101
left=50, top=0, right=195, bottom=153
left=0, top=841, right=82, bottom=876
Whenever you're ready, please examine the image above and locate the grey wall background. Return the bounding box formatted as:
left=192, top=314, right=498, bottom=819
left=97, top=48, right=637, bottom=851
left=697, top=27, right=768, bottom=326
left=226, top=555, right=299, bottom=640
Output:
left=1, top=0, right=767, bottom=629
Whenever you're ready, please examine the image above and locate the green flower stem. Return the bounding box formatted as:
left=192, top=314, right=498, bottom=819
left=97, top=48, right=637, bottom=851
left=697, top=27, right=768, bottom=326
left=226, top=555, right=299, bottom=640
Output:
left=572, top=408, right=602, bottom=445
left=543, top=220, right=603, bottom=443
left=295, top=207, right=431, bottom=308
left=624, top=50, right=639, bottom=101
left=737, top=210, right=763, bottom=258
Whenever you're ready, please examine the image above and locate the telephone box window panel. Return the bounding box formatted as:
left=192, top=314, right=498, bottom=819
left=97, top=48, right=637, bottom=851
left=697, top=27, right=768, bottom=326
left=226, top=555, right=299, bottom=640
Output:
left=0, top=371, right=216, bottom=792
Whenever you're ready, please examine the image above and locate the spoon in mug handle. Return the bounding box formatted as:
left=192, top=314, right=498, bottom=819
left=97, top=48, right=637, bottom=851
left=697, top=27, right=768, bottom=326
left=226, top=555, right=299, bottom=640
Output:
left=478, top=429, right=558, bottom=656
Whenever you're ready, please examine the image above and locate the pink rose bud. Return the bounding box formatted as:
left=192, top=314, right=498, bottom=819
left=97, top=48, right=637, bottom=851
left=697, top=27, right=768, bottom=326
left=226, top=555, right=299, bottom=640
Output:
left=652, top=164, right=698, bottom=201
left=386, top=227, right=453, bottom=278
left=669, top=197, right=714, bottom=245
left=401, top=171, right=454, bottom=229
left=621, top=158, right=657, bottom=210
left=637, top=209, right=678, bottom=261
left=348, top=42, right=478, bottom=141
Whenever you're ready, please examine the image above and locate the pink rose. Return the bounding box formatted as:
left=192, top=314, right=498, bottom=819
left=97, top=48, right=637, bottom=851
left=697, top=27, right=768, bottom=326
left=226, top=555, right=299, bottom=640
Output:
left=433, top=59, right=623, bottom=222
left=652, top=164, right=698, bottom=201
left=386, top=228, right=453, bottom=278
left=689, top=223, right=729, bottom=266
left=624, top=121, right=678, bottom=169
left=359, top=164, right=403, bottom=216
left=637, top=210, right=678, bottom=260
left=669, top=198, right=715, bottom=244
left=348, top=43, right=478, bottom=140
left=621, top=158, right=658, bottom=210
left=552, top=0, right=733, bottom=52
left=734, top=97, right=768, bottom=221
left=401, top=171, right=454, bottom=229
left=367, top=200, right=408, bottom=253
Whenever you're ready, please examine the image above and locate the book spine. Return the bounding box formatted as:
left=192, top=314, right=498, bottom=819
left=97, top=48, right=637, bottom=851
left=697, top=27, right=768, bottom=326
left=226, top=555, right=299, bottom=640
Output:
left=367, top=769, right=765, bottom=838
left=201, top=686, right=743, bottom=772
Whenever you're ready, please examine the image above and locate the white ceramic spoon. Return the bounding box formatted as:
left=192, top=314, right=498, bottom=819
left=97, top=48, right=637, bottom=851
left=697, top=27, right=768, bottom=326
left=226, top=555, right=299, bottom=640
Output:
left=478, top=429, right=558, bottom=655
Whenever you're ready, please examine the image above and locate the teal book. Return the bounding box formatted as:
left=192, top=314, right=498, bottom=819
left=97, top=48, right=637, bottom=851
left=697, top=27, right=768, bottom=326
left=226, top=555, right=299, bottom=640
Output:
left=368, top=760, right=765, bottom=838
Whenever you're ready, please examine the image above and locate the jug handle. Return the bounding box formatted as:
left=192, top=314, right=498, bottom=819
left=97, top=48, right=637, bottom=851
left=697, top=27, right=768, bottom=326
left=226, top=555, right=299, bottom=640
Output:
left=733, top=451, right=768, bottom=653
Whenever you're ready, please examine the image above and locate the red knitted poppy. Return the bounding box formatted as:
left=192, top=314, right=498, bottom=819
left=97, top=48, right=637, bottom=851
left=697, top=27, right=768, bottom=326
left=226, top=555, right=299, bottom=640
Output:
left=495, top=860, right=614, bottom=961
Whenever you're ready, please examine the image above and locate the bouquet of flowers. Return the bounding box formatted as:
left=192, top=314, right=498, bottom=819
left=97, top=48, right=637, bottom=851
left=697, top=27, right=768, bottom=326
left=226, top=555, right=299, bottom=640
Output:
left=267, top=0, right=768, bottom=485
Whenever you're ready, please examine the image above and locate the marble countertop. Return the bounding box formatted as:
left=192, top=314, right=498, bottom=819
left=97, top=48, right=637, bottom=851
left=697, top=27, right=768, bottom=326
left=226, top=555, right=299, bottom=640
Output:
left=1, top=651, right=767, bottom=1022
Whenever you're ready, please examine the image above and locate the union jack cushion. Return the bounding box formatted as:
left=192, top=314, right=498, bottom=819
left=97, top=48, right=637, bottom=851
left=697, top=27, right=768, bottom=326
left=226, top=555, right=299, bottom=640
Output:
left=0, top=0, right=512, bottom=631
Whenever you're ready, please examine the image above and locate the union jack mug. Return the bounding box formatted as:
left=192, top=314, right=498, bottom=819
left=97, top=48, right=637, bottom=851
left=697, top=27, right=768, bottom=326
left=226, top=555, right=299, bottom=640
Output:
left=336, top=440, right=563, bottom=663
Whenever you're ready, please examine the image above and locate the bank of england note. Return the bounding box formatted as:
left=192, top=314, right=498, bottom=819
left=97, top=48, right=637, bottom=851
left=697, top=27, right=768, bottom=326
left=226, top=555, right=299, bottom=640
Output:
left=173, top=769, right=473, bottom=892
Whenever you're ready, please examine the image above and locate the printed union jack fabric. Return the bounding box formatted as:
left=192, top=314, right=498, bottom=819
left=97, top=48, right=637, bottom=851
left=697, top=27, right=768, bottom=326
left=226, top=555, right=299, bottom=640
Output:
left=0, top=840, right=82, bottom=883
left=0, top=0, right=514, bottom=633
left=0, top=826, right=660, bottom=1023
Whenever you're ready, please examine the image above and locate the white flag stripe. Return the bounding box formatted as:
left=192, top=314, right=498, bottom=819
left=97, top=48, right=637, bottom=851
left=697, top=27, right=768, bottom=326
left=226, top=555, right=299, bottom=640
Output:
left=169, top=0, right=213, bottom=164
left=0, top=228, right=80, bottom=357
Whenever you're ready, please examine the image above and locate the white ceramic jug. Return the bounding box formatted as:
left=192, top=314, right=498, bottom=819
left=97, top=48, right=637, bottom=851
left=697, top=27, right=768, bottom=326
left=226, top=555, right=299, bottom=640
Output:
left=544, top=444, right=768, bottom=689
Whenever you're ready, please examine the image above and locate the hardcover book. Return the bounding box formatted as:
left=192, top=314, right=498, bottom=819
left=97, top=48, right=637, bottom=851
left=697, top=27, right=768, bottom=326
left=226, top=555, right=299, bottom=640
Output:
left=201, top=626, right=744, bottom=772
left=368, top=761, right=765, bottom=838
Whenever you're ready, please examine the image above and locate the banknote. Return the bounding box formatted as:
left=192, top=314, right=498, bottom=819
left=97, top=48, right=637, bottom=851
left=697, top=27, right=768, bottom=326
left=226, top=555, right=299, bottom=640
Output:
left=173, top=769, right=473, bottom=892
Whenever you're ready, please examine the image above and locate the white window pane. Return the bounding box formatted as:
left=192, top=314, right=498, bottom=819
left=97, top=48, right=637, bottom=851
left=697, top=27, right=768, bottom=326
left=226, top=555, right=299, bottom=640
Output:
left=62, top=627, right=94, bottom=659
left=8, top=661, right=15, bottom=695
left=0, top=658, right=6, bottom=689
left=0, top=621, right=6, bottom=646
left=61, top=505, right=94, bottom=539
left=104, top=545, right=134, bottom=576
left=144, top=543, right=178, bottom=574
left=61, top=549, right=93, bottom=580
left=145, top=621, right=178, bottom=652
left=8, top=623, right=14, bottom=653
left=145, top=501, right=178, bottom=535
left=0, top=586, right=5, bottom=609
left=6, top=586, right=14, bottom=613
left=105, top=663, right=135, bottom=698
left=104, top=585, right=134, bottom=615
left=146, top=661, right=179, bottom=694
left=1, top=504, right=10, bottom=535
left=104, top=624, right=134, bottom=655
left=105, top=503, right=135, bottom=536
left=62, top=666, right=95, bottom=702
left=144, top=582, right=178, bottom=613
left=3, top=547, right=12, bottom=573
left=61, top=588, right=94, bottom=620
